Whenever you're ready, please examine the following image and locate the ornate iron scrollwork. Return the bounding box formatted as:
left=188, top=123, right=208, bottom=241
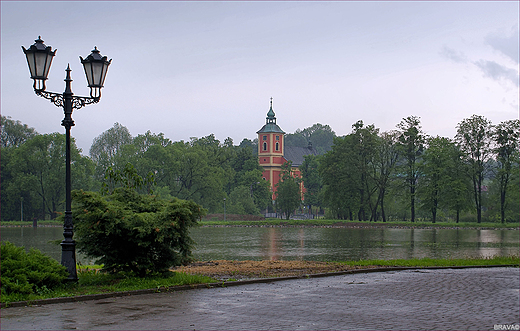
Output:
left=35, top=90, right=64, bottom=108
left=35, top=90, right=99, bottom=110
left=71, top=96, right=100, bottom=110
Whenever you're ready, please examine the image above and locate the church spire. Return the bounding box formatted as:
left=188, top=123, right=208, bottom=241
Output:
left=266, top=97, right=276, bottom=124
left=257, top=97, right=284, bottom=134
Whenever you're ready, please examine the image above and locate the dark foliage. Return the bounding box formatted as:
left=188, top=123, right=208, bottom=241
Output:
left=71, top=188, right=206, bottom=276
left=1, top=242, right=68, bottom=295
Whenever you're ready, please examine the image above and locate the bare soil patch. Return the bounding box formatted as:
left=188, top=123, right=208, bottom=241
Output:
left=172, top=260, right=379, bottom=281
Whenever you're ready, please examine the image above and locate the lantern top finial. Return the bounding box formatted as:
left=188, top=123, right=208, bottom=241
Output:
left=23, top=36, right=56, bottom=54
left=81, top=46, right=110, bottom=62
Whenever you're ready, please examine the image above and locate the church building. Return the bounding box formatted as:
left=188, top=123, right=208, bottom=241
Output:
left=256, top=98, right=318, bottom=199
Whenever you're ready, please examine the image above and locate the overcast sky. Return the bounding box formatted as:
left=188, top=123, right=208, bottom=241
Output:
left=2, top=1, right=518, bottom=154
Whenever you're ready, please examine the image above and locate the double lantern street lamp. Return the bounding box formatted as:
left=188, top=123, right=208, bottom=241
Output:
left=22, top=37, right=111, bottom=281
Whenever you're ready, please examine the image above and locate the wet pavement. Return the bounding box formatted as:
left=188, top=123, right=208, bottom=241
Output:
left=1, top=267, right=519, bottom=330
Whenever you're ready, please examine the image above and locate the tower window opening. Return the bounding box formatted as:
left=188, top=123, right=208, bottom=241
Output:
left=263, top=142, right=267, bottom=151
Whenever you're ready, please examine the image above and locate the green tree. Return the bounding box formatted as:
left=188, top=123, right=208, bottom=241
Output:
left=4, top=133, right=88, bottom=221
left=230, top=146, right=270, bottom=212
left=320, top=135, right=358, bottom=220
left=0, top=117, right=38, bottom=221
left=418, top=136, right=457, bottom=223
left=284, top=132, right=308, bottom=148
left=300, top=154, right=323, bottom=216
left=1, top=116, right=37, bottom=148
left=443, top=141, right=472, bottom=223
left=89, top=122, right=133, bottom=179
left=369, top=130, right=400, bottom=222
left=349, top=121, right=379, bottom=221
left=132, top=130, right=172, bottom=153
left=285, top=123, right=336, bottom=155
left=227, top=185, right=259, bottom=215
left=168, top=141, right=226, bottom=212
left=239, top=138, right=258, bottom=156
left=321, top=121, right=379, bottom=221
left=103, top=162, right=156, bottom=195
left=492, top=119, right=519, bottom=223
left=396, top=116, right=425, bottom=222
left=455, top=115, right=493, bottom=223
left=275, top=161, right=301, bottom=220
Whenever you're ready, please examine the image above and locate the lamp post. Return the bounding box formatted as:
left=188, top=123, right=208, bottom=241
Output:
left=22, top=37, right=111, bottom=281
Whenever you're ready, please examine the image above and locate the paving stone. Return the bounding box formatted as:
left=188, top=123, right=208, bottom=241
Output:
left=1, top=267, right=518, bottom=330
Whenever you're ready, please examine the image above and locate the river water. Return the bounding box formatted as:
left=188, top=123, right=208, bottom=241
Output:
left=1, top=226, right=518, bottom=264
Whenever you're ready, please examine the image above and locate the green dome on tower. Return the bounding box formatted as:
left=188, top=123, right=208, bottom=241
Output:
left=257, top=98, right=285, bottom=134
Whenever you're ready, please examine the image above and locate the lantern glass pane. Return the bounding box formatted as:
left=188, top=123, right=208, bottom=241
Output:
left=35, top=52, right=48, bottom=78
left=91, top=62, right=103, bottom=87
left=83, top=62, right=93, bottom=86
left=43, top=56, right=53, bottom=78
left=100, top=64, right=108, bottom=86
left=26, top=53, right=37, bottom=78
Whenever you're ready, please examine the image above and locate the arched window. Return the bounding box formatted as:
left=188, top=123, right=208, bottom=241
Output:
left=263, top=142, right=267, bottom=151
left=275, top=142, right=279, bottom=151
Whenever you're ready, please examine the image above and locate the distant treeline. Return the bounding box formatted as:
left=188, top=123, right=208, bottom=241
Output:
left=1, top=115, right=518, bottom=223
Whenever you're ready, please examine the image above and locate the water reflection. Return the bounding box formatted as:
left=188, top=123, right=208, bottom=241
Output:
left=196, top=226, right=518, bottom=261
left=1, top=226, right=518, bottom=263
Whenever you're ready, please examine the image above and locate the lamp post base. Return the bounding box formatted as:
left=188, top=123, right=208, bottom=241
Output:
left=60, top=240, right=78, bottom=281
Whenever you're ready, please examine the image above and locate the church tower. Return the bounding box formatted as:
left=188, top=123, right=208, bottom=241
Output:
left=257, top=98, right=285, bottom=198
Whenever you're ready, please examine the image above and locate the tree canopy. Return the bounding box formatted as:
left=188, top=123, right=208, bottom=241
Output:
left=1, top=115, right=517, bottom=223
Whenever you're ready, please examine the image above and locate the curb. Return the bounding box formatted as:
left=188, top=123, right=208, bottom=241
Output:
left=2, top=264, right=517, bottom=309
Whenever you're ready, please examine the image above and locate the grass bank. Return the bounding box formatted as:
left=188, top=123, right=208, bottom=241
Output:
left=2, top=256, right=518, bottom=307
left=339, top=255, right=520, bottom=267
left=1, top=267, right=217, bottom=307
left=2, top=219, right=518, bottom=229
left=200, top=218, right=520, bottom=229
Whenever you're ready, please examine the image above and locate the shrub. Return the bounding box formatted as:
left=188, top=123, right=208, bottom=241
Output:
left=71, top=188, right=205, bottom=276
left=0, top=241, right=68, bottom=296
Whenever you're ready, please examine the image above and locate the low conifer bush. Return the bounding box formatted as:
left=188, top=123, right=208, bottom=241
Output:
left=71, top=188, right=205, bottom=276
left=1, top=242, right=68, bottom=296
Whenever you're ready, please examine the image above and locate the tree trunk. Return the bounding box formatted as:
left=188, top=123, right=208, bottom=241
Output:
left=500, top=190, right=506, bottom=223
left=432, top=192, right=438, bottom=224
left=410, top=175, right=416, bottom=222
left=410, top=193, right=415, bottom=222
left=477, top=173, right=482, bottom=223
left=381, top=192, right=386, bottom=222
left=500, top=172, right=509, bottom=223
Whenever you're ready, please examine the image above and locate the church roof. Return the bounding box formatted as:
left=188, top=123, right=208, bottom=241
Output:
left=284, top=145, right=318, bottom=167
left=257, top=123, right=285, bottom=134
left=257, top=98, right=285, bottom=134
